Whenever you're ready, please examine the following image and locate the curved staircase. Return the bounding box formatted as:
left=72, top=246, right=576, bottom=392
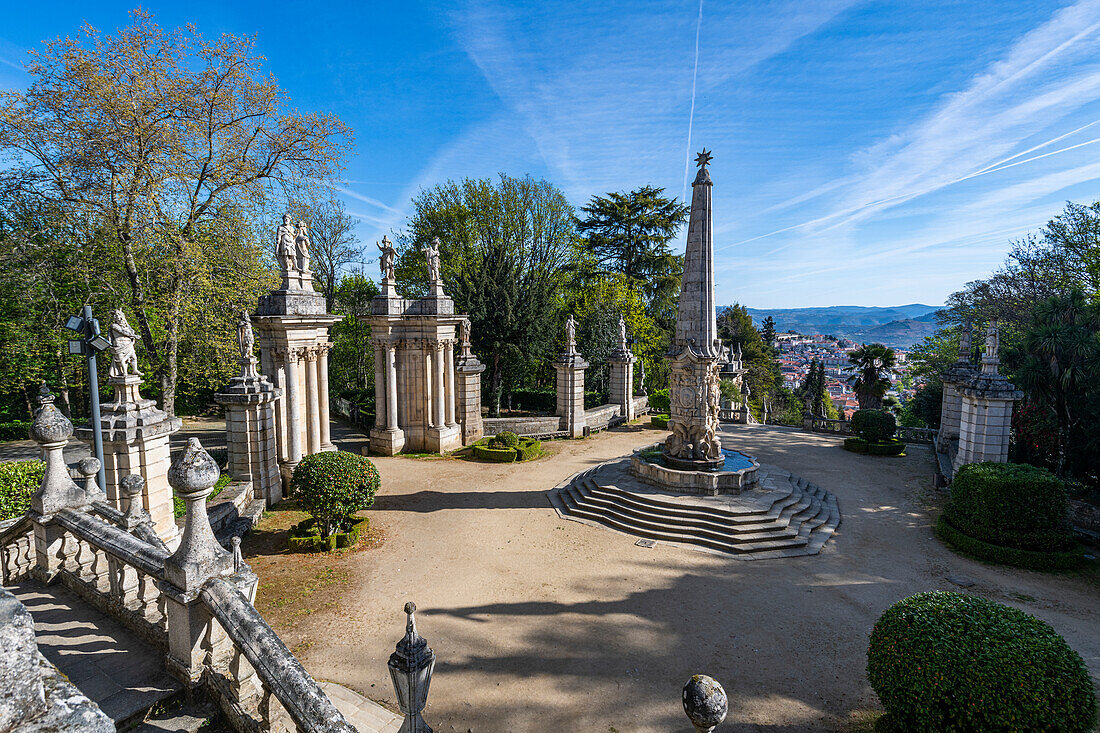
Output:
left=548, top=458, right=840, bottom=560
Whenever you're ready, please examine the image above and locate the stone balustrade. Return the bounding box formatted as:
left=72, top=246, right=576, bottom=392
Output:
left=0, top=388, right=357, bottom=733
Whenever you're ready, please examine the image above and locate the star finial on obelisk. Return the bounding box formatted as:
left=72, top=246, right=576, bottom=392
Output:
left=694, top=149, right=713, bottom=168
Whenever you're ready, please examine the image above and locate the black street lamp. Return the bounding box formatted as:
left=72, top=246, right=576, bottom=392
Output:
left=65, top=305, right=110, bottom=492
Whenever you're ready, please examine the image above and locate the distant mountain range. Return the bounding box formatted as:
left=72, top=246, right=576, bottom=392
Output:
left=738, top=304, right=943, bottom=348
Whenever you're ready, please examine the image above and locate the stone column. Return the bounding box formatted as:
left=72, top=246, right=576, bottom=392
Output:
left=433, top=343, right=446, bottom=428
left=373, top=344, right=386, bottom=430
left=284, top=350, right=303, bottom=466
left=214, top=351, right=283, bottom=506
left=445, top=344, right=457, bottom=428
left=387, top=345, right=399, bottom=430
left=370, top=343, right=406, bottom=455
left=456, top=351, right=485, bottom=445
left=318, top=343, right=334, bottom=451
left=555, top=352, right=589, bottom=439
left=304, top=349, right=320, bottom=455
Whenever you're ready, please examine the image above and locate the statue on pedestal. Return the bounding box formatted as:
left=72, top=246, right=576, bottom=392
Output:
left=295, top=220, right=312, bottom=273
left=377, top=236, right=396, bottom=281
left=423, top=237, right=442, bottom=285
left=276, top=214, right=296, bottom=275
left=985, top=321, right=999, bottom=359
left=565, top=314, right=577, bottom=355
left=237, top=311, right=255, bottom=360
left=109, top=309, right=141, bottom=378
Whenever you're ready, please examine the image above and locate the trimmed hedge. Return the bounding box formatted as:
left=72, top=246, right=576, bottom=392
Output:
left=290, top=451, right=380, bottom=538
left=851, top=409, right=896, bottom=442
left=0, top=421, right=32, bottom=442
left=288, top=516, right=370, bottom=553
left=949, top=462, right=1070, bottom=546
left=472, top=436, right=541, bottom=463
left=649, top=388, right=670, bottom=413
left=843, top=437, right=868, bottom=453
left=867, top=591, right=1097, bottom=732
left=867, top=439, right=906, bottom=456
left=650, top=414, right=669, bottom=429
left=0, top=460, right=43, bottom=520
left=935, top=515, right=1087, bottom=571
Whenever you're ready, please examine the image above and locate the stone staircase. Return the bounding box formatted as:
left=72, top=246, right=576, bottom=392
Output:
left=548, top=459, right=840, bottom=560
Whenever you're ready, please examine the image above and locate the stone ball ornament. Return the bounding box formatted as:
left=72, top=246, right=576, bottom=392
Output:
left=30, top=385, right=73, bottom=444
left=167, top=437, right=220, bottom=497
left=683, top=674, right=728, bottom=733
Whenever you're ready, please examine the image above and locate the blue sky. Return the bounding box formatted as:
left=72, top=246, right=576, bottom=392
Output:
left=4, top=1, right=1100, bottom=308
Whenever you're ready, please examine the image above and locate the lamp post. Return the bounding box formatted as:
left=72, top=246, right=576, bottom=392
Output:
left=65, top=305, right=111, bottom=492
left=388, top=601, right=435, bottom=733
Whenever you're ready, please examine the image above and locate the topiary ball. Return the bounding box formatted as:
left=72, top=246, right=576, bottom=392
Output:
left=290, top=451, right=380, bottom=538
left=851, top=409, right=896, bottom=443
left=496, top=431, right=520, bottom=448
left=867, top=591, right=1097, bottom=733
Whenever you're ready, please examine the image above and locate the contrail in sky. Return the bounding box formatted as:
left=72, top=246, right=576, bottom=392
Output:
left=682, top=0, right=704, bottom=203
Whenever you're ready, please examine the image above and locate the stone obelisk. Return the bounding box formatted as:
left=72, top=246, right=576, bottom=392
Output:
left=663, top=150, right=723, bottom=470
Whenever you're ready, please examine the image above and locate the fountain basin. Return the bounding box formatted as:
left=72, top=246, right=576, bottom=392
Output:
left=629, top=443, right=759, bottom=496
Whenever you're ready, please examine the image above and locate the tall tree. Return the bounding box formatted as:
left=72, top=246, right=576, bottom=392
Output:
left=289, top=195, right=360, bottom=312
left=847, top=343, right=896, bottom=410
left=716, top=304, right=780, bottom=406
left=760, top=316, right=777, bottom=354
left=394, top=174, right=577, bottom=415
left=0, top=11, right=350, bottom=415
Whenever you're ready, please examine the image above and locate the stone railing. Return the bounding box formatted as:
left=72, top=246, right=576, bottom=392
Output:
left=805, top=417, right=852, bottom=435
left=0, top=389, right=358, bottom=733
left=895, top=425, right=937, bottom=444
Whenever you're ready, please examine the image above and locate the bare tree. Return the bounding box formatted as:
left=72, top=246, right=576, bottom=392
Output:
left=289, top=194, right=361, bottom=311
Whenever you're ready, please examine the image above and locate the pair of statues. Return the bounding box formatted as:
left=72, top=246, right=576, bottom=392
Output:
left=374, top=236, right=442, bottom=285
left=563, top=313, right=628, bottom=355
left=276, top=214, right=312, bottom=276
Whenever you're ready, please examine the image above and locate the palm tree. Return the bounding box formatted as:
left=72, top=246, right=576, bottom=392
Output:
left=847, top=343, right=896, bottom=410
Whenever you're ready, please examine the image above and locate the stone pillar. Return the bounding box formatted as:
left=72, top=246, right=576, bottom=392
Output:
left=456, top=349, right=485, bottom=445
left=555, top=352, right=589, bottom=439
left=445, top=345, right=457, bottom=428
left=304, top=350, right=320, bottom=455
left=954, top=323, right=1021, bottom=475
left=284, top=351, right=303, bottom=467
left=75, top=373, right=180, bottom=547
left=370, top=343, right=405, bottom=455
left=318, top=343, right=334, bottom=451
left=214, top=346, right=283, bottom=507
left=373, top=344, right=386, bottom=430
left=937, top=324, right=975, bottom=455
left=609, top=353, right=635, bottom=422
left=29, top=387, right=89, bottom=583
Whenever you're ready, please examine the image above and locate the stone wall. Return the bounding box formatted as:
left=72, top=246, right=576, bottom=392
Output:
left=584, top=404, right=622, bottom=432
left=483, top=416, right=562, bottom=437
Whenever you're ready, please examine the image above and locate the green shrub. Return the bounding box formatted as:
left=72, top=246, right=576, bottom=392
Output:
left=867, top=439, right=905, bottom=456
left=516, top=438, right=542, bottom=461
left=496, top=431, right=520, bottom=448
left=649, top=388, right=670, bottom=413
left=472, top=441, right=518, bottom=462
left=935, top=515, right=1087, bottom=571
left=851, top=409, right=896, bottom=442
left=0, top=421, right=32, bottom=442
left=843, top=437, right=868, bottom=453
left=650, top=414, right=669, bottom=429
left=509, top=388, right=555, bottom=413
left=290, top=451, right=380, bottom=537
left=0, top=460, right=43, bottom=520
left=867, top=591, right=1096, bottom=732
left=949, top=462, right=1069, bottom=545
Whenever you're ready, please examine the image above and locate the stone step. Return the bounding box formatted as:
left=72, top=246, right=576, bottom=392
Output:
left=587, top=474, right=795, bottom=521
left=577, top=482, right=807, bottom=540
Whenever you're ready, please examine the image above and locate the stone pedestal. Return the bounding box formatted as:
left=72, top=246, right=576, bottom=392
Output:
left=953, top=325, right=1021, bottom=475
left=366, top=289, right=468, bottom=455
left=555, top=352, right=588, bottom=439
left=456, top=353, right=485, bottom=445
left=937, top=328, right=976, bottom=454
left=214, top=357, right=282, bottom=506
left=609, top=350, right=635, bottom=422
left=254, top=284, right=339, bottom=489
left=76, top=373, right=180, bottom=546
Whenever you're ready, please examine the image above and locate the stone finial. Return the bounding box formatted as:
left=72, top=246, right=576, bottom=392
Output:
left=683, top=675, right=728, bottom=733
left=30, top=386, right=86, bottom=516
left=120, top=474, right=148, bottom=525
left=165, top=438, right=232, bottom=597
left=388, top=601, right=435, bottom=733
left=76, top=458, right=104, bottom=501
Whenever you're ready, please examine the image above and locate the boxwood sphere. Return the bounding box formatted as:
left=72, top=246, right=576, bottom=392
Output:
left=290, top=451, right=380, bottom=536
left=867, top=591, right=1096, bottom=733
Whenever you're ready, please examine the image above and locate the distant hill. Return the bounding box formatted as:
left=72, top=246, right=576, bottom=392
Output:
left=737, top=304, right=943, bottom=348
